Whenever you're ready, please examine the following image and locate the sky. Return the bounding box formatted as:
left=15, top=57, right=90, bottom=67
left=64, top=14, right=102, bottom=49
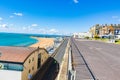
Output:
left=0, top=0, right=120, bottom=35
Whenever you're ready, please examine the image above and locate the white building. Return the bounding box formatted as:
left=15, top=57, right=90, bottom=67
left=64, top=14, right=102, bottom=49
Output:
left=73, top=32, right=92, bottom=38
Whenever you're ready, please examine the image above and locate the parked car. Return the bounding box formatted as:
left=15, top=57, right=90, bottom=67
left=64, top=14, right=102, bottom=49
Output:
left=115, top=35, right=120, bottom=39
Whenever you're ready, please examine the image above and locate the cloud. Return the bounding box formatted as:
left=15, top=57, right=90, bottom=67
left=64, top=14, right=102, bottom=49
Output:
left=0, top=24, right=8, bottom=28
left=9, top=16, right=14, bottom=18
left=37, top=28, right=59, bottom=34
left=13, top=13, right=23, bottom=16
left=118, top=19, right=120, bottom=22
left=49, top=29, right=58, bottom=33
left=9, top=24, right=14, bottom=27
left=112, top=16, right=119, bottom=19
left=22, top=27, right=27, bottom=30
left=73, top=0, right=79, bottom=3
left=0, top=17, right=3, bottom=20
left=31, top=24, right=38, bottom=27
left=21, top=26, right=59, bottom=34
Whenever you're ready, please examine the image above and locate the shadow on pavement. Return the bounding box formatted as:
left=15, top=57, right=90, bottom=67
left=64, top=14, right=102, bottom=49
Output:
left=32, top=57, right=59, bottom=80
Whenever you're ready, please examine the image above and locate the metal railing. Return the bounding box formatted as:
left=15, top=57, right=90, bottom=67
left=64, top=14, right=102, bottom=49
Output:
left=68, top=41, right=76, bottom=80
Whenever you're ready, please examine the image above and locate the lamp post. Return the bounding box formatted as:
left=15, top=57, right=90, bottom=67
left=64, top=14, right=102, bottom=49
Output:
left=109, top=32, right=115, bottom=43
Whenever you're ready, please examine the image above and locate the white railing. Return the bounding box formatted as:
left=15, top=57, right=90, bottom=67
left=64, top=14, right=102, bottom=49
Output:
left=68, top=45, right=76, bottom=80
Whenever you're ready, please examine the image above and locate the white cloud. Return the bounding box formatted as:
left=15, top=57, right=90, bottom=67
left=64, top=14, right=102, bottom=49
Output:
left=36, top=28, right=59, bottom=34
left=21, top=27, right=59, bottom=34
left=22, top=27, right=27, bottom=30
left=118, top=19, right=120, bottom=22
left=0, top=24, right=64, bottom=35
left=49, top=29, right=58, bottom=33
left=37, top=29, right=47, bottom=34
left=9, top=16, right=14, bottom=18
left=112, top=16, right=119, bottom=19
left=73, top=0, right=79, bottom=3
left=0, top=17, right=3, bottom=20
left=31, top=24, right=38, bottom=27
left=9, top=24, right=14, bottom=26
left=0, top=24, right=8, bottom=28
left=13, top=13, right=23, bottom=16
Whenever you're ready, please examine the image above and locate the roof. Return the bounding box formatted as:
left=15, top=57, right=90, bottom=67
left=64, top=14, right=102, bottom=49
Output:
left=0, top=46, right=37, bottom=63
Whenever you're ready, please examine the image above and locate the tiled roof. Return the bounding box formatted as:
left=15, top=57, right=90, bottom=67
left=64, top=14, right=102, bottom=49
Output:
left=0, top=46, right=37, bottom=63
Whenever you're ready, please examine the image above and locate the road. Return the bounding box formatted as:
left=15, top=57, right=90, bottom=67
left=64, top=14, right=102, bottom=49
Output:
left=42, top=38, right=69, bottom=80
left=54, top=38, right=69, bottom=64
left=73, top=38, right=120, bottom=80
left=32, top=38, right=69, bottom=80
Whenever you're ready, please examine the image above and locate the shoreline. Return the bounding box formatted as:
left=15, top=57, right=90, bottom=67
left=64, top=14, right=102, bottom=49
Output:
left=29, top=36, right=54, bottom=49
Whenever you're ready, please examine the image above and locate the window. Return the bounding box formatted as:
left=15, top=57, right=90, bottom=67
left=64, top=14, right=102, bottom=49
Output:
left=0, top=62, right=23, bottom=71
left=29, top=59, right=31, bottom=63
left=32, top=58, right=34, bottom=61
left=29, top=69, right=31, bottom=73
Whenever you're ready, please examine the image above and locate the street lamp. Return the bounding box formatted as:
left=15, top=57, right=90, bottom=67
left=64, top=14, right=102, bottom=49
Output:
left=109, top=32, right=115, bottom=43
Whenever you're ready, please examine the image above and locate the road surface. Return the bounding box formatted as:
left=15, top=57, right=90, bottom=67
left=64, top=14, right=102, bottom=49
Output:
left=42, top=38, right=69, bottom=80
left=54, top=38, right=68, bottom=64
left=73, top=38, right=120, bottom=80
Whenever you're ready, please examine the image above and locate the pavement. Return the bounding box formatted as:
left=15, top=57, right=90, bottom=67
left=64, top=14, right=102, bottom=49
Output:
left=74, top=38, right=120, bottom=80
left=71, top=38, right=94, bottom=80
left=57, top=39, right=70, bottom=80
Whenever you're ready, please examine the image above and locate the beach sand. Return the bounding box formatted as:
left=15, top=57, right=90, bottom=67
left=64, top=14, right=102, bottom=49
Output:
left=30, top=37, right=54, bottom=49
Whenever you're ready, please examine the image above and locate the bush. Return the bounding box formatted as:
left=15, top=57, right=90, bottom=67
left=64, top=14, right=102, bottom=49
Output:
left=85, top=36, right=89, bottom=39
left=94, top=35, right=100, bottom=39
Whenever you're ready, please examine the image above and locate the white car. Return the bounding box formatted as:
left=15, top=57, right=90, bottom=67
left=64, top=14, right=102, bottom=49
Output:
left=115, top=35, right=120, bottom=39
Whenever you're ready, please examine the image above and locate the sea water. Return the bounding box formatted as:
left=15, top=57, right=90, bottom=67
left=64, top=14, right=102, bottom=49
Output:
left=0, top=33, right=63, bottom=47
left=0, top=33, right=38, bottom=47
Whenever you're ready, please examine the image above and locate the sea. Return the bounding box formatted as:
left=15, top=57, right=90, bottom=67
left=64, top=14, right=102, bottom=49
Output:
left=0, top=33, right=63, bottom=47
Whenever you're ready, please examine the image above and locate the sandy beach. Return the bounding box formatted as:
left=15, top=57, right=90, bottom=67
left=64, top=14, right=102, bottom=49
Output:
left=30, top=37, right=54, bottom=49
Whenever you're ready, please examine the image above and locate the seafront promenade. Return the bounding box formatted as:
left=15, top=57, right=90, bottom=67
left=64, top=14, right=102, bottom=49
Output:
left=30, top=37, right=54, bottom=49
left=71, top=38, right=120, bottom=80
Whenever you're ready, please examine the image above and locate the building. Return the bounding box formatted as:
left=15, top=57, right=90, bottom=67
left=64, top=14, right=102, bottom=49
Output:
left=0, top=46, right=49, bottom=80
left=89, top=24, right=101, bottom=37
left=73, top=32, right=92, bottom=38
left=99, top=26, right=109, bottom=36
left=113, top=25, right=120, bottom=35
left=73, top=33, right=79, bottom=38
left=89, top=24, right=120, bottom=37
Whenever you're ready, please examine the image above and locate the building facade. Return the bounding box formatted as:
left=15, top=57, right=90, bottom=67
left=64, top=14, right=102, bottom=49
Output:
left=0, top=46, right=49, bottom=80
left=89, top=24, right=120, bottom=37
left=89, top=24, right=101, bottom=37
left=73, top=32, right=92, bottom=38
